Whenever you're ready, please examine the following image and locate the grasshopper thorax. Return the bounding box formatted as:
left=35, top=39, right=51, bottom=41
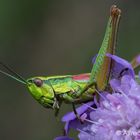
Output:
left=27, top=77, right=55, bottom=109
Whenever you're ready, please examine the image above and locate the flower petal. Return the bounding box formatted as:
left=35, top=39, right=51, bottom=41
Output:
left=54, top=136, right=74, bottom=140
left=62, top=102, right=94, bottom=134
left=106, top=54, right=135, bottom=78
left=62, top=101, right=94, bottom=122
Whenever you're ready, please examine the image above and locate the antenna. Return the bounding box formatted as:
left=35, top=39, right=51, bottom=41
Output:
left=0, top=62, right=27, bottom=85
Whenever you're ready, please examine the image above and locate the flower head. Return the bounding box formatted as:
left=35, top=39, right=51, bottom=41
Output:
left=55, top=54, right=140, bottom=140
left=78, top=75, right=140, bottom=140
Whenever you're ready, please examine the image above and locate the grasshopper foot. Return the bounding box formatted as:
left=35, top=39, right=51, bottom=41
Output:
left=72, top=103, right=84, bottom=124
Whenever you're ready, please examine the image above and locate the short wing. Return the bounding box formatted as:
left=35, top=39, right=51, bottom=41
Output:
left=72, top=73, right=90, bottom=82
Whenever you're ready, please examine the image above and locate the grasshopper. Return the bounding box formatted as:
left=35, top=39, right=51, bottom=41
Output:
left=0, top=6, right=121, bottom=116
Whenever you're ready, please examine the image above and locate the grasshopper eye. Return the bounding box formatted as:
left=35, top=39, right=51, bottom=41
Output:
left=33, top=78, right=43, bottom=87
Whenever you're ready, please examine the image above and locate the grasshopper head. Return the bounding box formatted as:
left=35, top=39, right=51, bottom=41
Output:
left=27, top=77, right=55, bottom=109
left=0, top=62, right=55, bottom=109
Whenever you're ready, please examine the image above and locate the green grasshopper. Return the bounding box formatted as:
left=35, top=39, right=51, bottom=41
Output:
left=0, top=6, right=121, bottom=116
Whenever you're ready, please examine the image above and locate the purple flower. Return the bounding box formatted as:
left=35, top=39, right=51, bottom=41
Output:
left=78, top=75, right=140, bottom=140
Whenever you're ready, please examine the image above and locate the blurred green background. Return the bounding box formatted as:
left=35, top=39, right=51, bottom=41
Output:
left=0, top=0, right=140, bottom=140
